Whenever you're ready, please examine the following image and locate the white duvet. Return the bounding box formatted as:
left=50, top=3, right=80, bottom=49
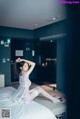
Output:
left=0, top=87, right=57, bottom=119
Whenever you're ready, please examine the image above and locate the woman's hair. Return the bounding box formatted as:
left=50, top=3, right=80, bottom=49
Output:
left=13, top=61, right=30, bottom=79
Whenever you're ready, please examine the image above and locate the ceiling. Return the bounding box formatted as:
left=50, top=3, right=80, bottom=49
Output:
left=0, top=0, right=66, bottom=30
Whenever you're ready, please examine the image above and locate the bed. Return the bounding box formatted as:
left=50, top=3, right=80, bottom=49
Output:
left=0, top=86, right=66, bottom=119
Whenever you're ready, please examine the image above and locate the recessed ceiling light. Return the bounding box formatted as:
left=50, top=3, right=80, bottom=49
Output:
left=53, top=18, right=56, bottom=20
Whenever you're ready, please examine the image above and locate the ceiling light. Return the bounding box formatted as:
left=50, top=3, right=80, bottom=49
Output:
left=53, top=18, right=56, bottom=20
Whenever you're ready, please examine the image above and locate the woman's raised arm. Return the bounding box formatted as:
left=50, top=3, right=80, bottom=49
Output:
left=20, top=58, right=35, bottom=75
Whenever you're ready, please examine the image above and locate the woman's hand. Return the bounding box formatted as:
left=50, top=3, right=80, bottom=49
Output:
left=15, top=58, right=22, bottom=62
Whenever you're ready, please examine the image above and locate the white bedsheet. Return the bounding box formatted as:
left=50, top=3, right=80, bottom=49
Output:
left=0, top=87, right=57, bottom=119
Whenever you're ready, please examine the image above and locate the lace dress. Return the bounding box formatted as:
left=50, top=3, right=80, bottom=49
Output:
left=11, top=73, right=31, bottom=103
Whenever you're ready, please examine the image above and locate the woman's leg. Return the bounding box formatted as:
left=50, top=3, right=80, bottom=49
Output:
left=29, top=86, right=60, bottom=103
left=29, top=88, right=40, bottom=102
left=35, top=86, right=56, bottom=102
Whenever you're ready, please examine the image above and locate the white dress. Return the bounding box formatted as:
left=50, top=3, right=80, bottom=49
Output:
left=11, top=73, right=32, bottom=103
left=0, top=73, right=39, bottom=107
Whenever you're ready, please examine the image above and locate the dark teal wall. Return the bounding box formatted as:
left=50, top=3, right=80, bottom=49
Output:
left=0, top=26, right=34, bottom=85
left=0, top=26, right=34, bottom=39
left=0, top=41, right=11, bottom=85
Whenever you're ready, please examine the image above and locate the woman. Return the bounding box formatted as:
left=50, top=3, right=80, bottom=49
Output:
left=11, top=58, right=60, bottom=103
